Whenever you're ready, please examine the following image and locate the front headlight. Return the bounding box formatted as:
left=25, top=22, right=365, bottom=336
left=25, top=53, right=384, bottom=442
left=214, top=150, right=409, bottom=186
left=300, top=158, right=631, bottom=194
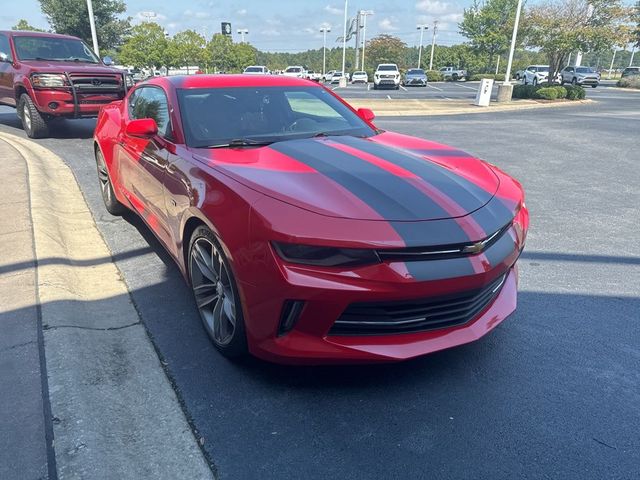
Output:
left=31, top=73, right=68, bottom=88
left=272, top=242, right=381, bottom=267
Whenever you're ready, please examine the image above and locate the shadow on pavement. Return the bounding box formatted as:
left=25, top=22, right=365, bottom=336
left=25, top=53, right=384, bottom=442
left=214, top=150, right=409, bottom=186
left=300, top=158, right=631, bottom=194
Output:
left=0, top=111, right=96, bottom=139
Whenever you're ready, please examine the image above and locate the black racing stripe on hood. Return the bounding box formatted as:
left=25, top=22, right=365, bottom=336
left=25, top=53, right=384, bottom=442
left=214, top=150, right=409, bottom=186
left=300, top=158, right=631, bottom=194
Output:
left=332, top=136, right=493, bottom=213
left=483, top=229, right=518, bottom=269
left=469, top=197, right=515, bottom=237
left=409, top=148, right=475, bottom=158
left=401, top=256, right=477, bottom=282
left=270, top=139, right=456, bottom=222
left=390, top=220, right=474, bottom=248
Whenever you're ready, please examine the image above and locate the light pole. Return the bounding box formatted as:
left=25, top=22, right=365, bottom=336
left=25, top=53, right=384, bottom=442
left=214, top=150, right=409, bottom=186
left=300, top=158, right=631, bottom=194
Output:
left=630, top=44, right=637, bottom=67
left=340, top=0, right=348, bottom=87
left=504, top=0, right=523, bottom=84
left=608, top=48, right=617, bottom=79
left=416, top=24, right=428, bottom=69
left=86, top=0, right=99, bottom=56
left=428, top=20, right=438, bottom=71
left=237, top=28, right=249, bottom=43
left=320, top=27, right=331, bottom=77
left=360, top=10, right=373, bottom=71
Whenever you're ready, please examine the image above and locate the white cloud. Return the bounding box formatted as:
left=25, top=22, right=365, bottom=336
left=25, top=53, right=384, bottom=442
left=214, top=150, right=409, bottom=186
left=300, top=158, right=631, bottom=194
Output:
left=261, top=28, right=281, bottom=37
left=134, top=11, right=167, bottom=22
left=237, top=8, right=247, bottom=16
left=415, top=0, right=450, bottom=15
left=324, top=5, right=343, bottom=15
left=441, top=13, right=462, bottom=22
left=378, top=18, right=398, bottom=31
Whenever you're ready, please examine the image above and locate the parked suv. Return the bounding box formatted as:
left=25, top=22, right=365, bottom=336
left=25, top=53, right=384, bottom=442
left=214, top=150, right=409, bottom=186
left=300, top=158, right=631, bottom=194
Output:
left=373, top=63, right=400, bottom=89
left=560, top=66, right=600, bottom=88
left=0, top=30, right=129, bottom=138
left=621, top=67, right=640, bottom=78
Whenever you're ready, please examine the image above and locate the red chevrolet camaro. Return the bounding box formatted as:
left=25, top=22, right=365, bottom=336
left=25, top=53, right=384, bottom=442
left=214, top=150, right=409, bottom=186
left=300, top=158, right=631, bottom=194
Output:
left=93, top=74, right=529, bottom=364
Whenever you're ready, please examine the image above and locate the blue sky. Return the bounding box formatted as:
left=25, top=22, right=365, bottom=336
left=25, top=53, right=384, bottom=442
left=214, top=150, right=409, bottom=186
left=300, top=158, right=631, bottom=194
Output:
left=0, top=0, right=480, bottom=51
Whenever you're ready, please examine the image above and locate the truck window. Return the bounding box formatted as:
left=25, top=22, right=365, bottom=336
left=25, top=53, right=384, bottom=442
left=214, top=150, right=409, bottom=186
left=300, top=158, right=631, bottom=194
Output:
left=0, top=34, right=12, bottom=62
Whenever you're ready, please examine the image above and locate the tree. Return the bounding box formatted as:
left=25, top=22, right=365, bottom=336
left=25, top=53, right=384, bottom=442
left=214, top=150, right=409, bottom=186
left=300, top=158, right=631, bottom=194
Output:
left=633, top=1, right=640, bottom=47
left=459, top=0, right=522, bottom=72
left=119, top=22, right=170, bottom=69
left=365, top=35, right=407, bottom=69
left=38, top=0, right=131, bottom=50
left=12, top=19, right=46, bottom=32
left=206, top=34, right=235, bottom=72
left=526, top=0, right=631, bottom=82
left=168, top=30, right=206, bottom=73
left=232, top=42, right=258, bottom=72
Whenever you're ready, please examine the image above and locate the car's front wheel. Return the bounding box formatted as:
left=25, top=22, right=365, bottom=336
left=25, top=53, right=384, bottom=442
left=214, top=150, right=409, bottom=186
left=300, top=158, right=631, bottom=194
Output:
left=95, top=148, right=126, bottom=215
left=18, top=93, right=49, bottom=139
left=189, top=226, right=247, bottom=358
left=572, top=78, right=578, bottom=86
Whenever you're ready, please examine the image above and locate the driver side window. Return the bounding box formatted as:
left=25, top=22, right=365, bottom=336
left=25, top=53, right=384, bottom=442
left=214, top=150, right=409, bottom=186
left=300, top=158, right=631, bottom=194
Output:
left=0, top=34, right=12, bottom=62
left=128, top=86, right=172, bottom=139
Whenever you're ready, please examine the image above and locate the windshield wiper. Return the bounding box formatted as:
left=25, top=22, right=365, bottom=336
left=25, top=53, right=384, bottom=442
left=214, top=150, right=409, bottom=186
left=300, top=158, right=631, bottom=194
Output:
left=67, top=57, right=99, bottom=63
left=199, top=138, right=274, bottom=149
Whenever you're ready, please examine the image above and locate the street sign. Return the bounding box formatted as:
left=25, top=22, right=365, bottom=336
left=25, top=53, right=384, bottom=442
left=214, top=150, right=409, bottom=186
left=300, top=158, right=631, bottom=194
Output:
left=221, top=22, right=232, bottom=35
left=474, top=78, right=494, bottom=107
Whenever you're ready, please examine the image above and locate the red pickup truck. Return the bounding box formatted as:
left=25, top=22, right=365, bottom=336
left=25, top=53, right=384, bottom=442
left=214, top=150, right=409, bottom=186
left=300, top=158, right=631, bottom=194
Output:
left=0, top=30, right=129, bottom=138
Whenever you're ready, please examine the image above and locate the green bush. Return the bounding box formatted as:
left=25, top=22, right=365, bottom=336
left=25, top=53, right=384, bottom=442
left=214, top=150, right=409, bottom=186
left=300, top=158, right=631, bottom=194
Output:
left=426, top=70, right=444, bottom=82
left=617, top=77, right=640, bottom=89
left=564, top=85, right=586, bottom=100
left=512, top=84, right=539, bottom=99
left=534, top=87, right=559, bottom=100
left=469, top=73, right=502, bottom=81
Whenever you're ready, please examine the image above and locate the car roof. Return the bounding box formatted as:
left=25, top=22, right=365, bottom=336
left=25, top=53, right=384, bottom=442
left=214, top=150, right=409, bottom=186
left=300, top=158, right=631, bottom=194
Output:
left=1, top=30, right=81, bottom=41
left=156, top=74, right=321, bottom=89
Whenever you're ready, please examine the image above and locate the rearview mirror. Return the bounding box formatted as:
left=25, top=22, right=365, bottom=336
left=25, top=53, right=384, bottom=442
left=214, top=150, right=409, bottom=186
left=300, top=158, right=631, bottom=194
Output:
left=357, top=108, right=375, bottom=123
left=102, top=56, right=113, bottom=66
left=125, top=118, right=158, bottom=138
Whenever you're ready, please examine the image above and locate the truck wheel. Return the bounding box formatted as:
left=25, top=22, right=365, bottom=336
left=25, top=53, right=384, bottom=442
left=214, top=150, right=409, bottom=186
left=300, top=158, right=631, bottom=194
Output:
left=452, top=73, right=459, bottom=81
left=18, top=93, right=49, bottom=139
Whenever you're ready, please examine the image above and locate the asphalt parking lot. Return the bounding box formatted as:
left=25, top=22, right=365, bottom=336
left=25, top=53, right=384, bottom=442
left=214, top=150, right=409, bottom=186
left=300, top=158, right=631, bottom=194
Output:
left=1, top=87, right=639, bottom=479
left=329, top=79, right=620, bottom=101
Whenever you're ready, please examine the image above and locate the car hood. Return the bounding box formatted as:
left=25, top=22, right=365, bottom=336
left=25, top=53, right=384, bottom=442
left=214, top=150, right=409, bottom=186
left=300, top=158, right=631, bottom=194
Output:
left=18, top=59, right=124, bottom=74
left=191, top=135, right=500, bottom=222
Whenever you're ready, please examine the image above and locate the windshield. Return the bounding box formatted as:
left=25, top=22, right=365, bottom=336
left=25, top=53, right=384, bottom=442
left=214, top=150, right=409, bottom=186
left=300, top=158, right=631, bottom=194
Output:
left=537, top=66, right=550, bottom=72
left=408, top=69, right=425, bottom=75
left=14, top=35, right=100, bottom=63
left=354, top=71, right=365, bottom=75
left=177, top=86, right=376, bottom=148
left=378, top=65, right=397, bottom=71
left=245, top=67, right=263, bottom=72
left=576, top=67, right=595, bottom=73
left=285, top=67, right=301, bottom=73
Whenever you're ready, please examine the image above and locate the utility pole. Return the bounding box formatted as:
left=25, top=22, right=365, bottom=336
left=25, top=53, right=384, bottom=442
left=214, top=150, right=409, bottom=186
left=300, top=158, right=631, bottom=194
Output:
left=504, top=0, right=523, bottom=84
left=630, top=45, right=637, bottom=67
left=428, top=20, right=438, bottom=71
left=417, top=25, right=428, bottom=69
left=320, top=26, right=331, bottom=76
left=86, top=0, right=99, bottom=56
left=360, top=10, right=373, bottom=71
left=608, top=48, right=617, bottom=79
left=237, top=28, right=249, bottom=43
left=575, top=4, right=594, bottom=67
left=340, top=0, right=348, bottom=87
left=354, top=12, right=361, bottom=70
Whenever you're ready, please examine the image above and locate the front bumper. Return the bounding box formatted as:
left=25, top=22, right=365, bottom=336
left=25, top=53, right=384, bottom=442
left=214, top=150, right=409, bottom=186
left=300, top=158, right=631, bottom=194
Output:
left=576, top=77, right=599, bottom=85
left=405, top=78, right=427, bottom=85
left=31, top=88, right=124, bottom=117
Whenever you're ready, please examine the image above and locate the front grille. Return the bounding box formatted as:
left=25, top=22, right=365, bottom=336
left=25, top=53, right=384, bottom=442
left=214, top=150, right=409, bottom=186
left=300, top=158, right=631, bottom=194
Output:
left=68, top=73, right=122, bottom=91
left=329, top=274, right=507, bottom=336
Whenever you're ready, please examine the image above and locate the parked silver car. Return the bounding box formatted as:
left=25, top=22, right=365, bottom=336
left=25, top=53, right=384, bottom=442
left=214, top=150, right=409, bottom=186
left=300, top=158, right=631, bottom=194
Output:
left=403, top=68, right=428, bottom=86
left=560, top=66, right=600, bottom=88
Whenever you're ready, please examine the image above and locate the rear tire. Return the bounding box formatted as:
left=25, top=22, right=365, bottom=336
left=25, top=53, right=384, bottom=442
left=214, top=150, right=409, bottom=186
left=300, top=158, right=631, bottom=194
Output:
left=188, top=226, right=248, bottom=358
left=18, top=93, right=49, bottom=139
left=95, top=148, right=126, bottom=215
left=571, top=78, right=577, bottom=86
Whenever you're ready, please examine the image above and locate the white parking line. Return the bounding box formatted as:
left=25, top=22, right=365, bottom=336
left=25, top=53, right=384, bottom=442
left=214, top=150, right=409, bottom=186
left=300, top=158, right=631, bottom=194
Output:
left=452, top=83, right=478, bottom=91
left=399, top=85, right=408, bottom=91
left=427, top=84, right=444, bottom=92
left=387, top=95, right=392, bottom=100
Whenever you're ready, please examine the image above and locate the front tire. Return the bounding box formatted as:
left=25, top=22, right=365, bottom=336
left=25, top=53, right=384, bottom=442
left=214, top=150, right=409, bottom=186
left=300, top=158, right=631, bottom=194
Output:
left=571, top=78, right=577, bottom=86
left=18, top=93, right=49, bottom=139
left=95, top=148, right=126, bottom=215
left=188, top=226, right=247, bottom=358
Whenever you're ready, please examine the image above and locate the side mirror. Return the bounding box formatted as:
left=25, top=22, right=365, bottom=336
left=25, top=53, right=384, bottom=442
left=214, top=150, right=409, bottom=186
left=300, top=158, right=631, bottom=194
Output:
left=357, top=107, right=375, bottom=123
left=125, top=118, right=158, bottom=138
left=102, top=56, right=113, bottom=66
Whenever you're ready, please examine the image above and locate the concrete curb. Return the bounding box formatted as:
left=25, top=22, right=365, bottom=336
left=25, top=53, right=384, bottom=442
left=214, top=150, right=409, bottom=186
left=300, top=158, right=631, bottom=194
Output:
left=0, top=132, right=214, bottom=480
left=344, top=98, right=596, bottom=117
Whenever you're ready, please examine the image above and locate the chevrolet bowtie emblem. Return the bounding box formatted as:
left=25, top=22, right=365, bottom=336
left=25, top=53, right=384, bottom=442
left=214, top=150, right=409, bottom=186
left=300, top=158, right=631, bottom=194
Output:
left=462, top=241, right=485, bottom=254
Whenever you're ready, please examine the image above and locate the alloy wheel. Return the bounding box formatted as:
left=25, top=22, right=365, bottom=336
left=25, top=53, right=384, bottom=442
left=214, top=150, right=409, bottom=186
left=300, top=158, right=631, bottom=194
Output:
left=96, top=151, right=112, bottom=204
left=23, top=102, right=32, bottom=132
left=190, top=237, right=237, bottom=346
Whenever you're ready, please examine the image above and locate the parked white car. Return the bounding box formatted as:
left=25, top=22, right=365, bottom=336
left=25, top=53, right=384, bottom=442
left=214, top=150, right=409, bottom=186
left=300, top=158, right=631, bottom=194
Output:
left=306, top=70, right=322, bottom=81
left=243, top=65, right=270, bottom=75
left=560, top=66, right=600, bottom=88
left=439, top=66, right=467, bottom=81
left=373, top=64, right=400, bottom=89
left=522, top=65, right=560, bottom=85
left=351, top=71, right=369, bottom=83
left=330, top=71, right=350, bottom=84
left=283, top=66, right=306, bottom=78
left=323, top=70, right=335, bottom=82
